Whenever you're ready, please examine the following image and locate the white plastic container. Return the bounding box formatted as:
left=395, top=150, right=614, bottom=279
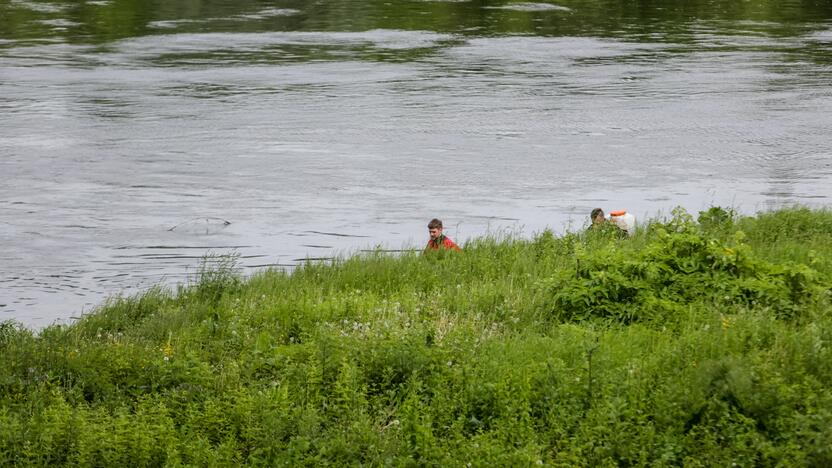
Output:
left=609, top=210, right=636, bottom=235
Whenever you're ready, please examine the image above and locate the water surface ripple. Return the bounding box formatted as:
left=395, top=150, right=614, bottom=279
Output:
left=2, top=0, right=832, bottom=327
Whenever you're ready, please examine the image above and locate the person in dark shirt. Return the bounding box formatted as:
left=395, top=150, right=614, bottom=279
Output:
left=590, top=208, right=606, bottom=228
left=588, top=208, right=627, bottom=238
left=425, top=218, right=462, bottom=252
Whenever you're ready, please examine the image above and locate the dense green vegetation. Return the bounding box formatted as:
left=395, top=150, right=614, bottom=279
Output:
left=2, top=207, right=832, bottom=466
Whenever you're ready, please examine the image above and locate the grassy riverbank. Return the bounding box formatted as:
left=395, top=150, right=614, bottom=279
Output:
left=2, top=207, right=832, bottom=466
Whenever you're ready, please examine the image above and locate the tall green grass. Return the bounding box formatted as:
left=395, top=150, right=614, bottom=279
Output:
left=2, top=207, right=831, bottom=466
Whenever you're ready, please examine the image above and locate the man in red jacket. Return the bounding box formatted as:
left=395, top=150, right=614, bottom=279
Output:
left=425, top=218, right=461, bottom=252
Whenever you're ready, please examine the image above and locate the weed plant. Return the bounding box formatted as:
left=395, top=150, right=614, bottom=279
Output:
left=1, top=207, right=832, bottom=466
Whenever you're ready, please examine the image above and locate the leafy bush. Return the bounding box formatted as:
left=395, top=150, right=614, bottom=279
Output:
left=539, top=207, right=828, bottom=324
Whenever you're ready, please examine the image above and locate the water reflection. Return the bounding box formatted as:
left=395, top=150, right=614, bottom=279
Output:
left=2, top=0, right=832, bottom=46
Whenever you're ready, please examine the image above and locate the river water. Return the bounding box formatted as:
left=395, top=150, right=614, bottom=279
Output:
left=2, top=0, right=831, bottom=327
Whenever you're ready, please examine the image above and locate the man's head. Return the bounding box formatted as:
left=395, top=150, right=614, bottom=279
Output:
left=591, top=208, right=605, bottom=226
left=427, top=218, right=443, bottom=241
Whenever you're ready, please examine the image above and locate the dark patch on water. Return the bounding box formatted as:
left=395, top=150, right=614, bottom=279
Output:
left=168, top=217, right=232, bottom=234
left=304, top=231, right=371, bottom=238
left=468, top=215, right=521, bottom=221
left=112, top=253, right=265, bottom=260
left=114, top=245, right=253, bottom=249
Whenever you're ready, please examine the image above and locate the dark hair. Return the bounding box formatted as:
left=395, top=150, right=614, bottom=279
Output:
left=591, top=208, right=604, bottom=220
left=427, top=218, right=443, bottom=229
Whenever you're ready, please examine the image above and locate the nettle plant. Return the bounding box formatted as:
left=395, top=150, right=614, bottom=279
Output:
left=538, top=207, right=828, bottom=324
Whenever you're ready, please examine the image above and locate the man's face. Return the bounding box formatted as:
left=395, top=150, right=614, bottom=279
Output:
left=429, top=227, right=442, bottom=241
left=592, top=214, right=605, bottom=226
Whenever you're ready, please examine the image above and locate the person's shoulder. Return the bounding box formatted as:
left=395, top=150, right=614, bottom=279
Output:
left=444, top=237, right=462, bottom=250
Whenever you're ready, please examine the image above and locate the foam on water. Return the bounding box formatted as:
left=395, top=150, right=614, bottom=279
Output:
left=115, top=30, right=454, bottom=57
left=147, top=8, right=301, bottom=29
left=33, top=19, right=81, bottom=28
left=484, top=3, right=571, bottom=12
left=9, top=0, right=68, bottom=13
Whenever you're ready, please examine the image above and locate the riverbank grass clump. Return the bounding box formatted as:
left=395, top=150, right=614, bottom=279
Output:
left=2, top=207, right=832, bottom=465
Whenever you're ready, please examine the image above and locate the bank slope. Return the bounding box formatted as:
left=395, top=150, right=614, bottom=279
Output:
left=2, top=207, right=831, bottom=466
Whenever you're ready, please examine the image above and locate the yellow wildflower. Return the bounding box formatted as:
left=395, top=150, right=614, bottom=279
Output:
left=162, top=343, right=174, bottom=360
